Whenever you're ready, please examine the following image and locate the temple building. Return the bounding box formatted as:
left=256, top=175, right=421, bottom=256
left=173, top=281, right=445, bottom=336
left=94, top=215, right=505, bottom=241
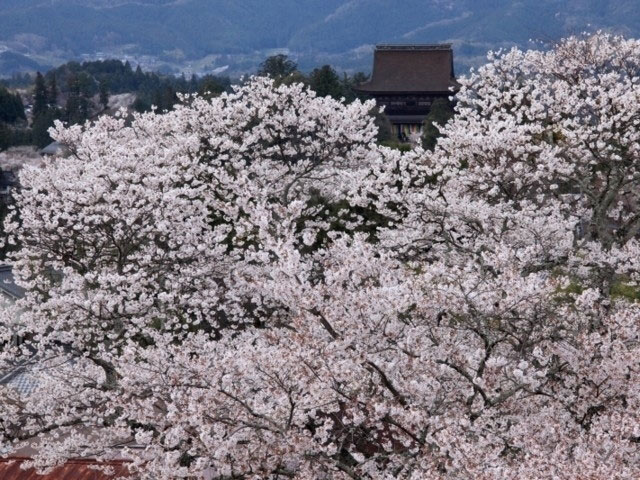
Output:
left=355, top=44, right=458, bottom=141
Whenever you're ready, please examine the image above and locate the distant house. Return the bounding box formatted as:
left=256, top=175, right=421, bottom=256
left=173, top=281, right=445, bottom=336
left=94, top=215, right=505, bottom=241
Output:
left=39, top=142, right=70, bottom=158
left=355, top=44, right=458, bottom=141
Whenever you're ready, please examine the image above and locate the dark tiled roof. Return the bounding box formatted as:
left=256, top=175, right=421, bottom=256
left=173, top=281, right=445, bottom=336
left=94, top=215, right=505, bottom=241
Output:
left=356, top=44, right=457, bottom=93
left=0, top=458, right=132, bottom=479
left=39, top=142, right=70, bottom=157
left=0, top=265, right=26, bottom=299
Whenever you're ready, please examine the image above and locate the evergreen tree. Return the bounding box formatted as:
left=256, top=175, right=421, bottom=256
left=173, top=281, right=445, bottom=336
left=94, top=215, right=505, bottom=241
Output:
left=31, top=109, right=58, bottom=148
left=153, top=85, right=177, bottom=112
left=258, top=54, right=297, bottom=79
left=65, top=74, right=80, bottom=123
left=14, top=93, right=25, bottom=122
left=278, top=70, right=308, bottom=87
left=33, top=72, right=48, bottom=118
left=0, top=87, right=26, bottom=123
left=197, top=76, right=224, bottom=100
left=132, top=97, right=151, bottom=113
left=135, top=65, right=145, bottom=89
left=99, top=80, right=109, bottom=110
left=10, top=127, right=31, bottom=146
left=65, top=73, right=92, bottom=124
left=372, top=109, right=394, bottom=144
left=76, top=72, right=94, bottom=98
left=0, top=122, right=10, bottom=152
left=308, top=65, right=343, bottom=100
left=47, top=74, right=58, bottom=108
left=341, top=72, right=369, bottom=103
left=421, top=98, right=454, bottom=151
left=189, top=74, right=199, bottom=93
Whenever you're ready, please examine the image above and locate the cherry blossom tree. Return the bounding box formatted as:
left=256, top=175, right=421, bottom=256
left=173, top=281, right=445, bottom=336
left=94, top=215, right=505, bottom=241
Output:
left=2, top=34, right=640, bottom=479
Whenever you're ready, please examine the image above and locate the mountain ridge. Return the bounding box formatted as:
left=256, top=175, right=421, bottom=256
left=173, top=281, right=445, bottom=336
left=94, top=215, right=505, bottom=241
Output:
left=0, top=0, right=639, bottom=76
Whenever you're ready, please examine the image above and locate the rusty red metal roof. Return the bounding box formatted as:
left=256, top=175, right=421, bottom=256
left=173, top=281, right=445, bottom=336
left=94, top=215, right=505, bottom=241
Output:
left=0, top=457, right=133, bottom=479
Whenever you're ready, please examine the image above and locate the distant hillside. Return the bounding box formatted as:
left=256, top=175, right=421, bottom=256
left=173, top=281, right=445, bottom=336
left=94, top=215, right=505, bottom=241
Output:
left=0, top=51, right=50, bottom=75
left=1, top=0, right=639, bottom=76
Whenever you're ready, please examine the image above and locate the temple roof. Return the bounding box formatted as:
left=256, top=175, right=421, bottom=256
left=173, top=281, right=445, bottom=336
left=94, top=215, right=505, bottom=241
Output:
left=355, top=44, right=457, bottom=94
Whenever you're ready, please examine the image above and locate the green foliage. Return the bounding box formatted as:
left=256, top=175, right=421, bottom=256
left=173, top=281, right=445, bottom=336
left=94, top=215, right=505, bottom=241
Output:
left=99, top=79, right=109, bottom=110
left=257, top=55, right=308, bottom=88
left=64, top=90, right=90, bottom=125
left=253, top=58, right=371, bottom=105
left=32, top=108, right=60, bottom=149
left=134, top=68, right=230, bottom=113
left=258, top=54, right=297, bottom=79
left=153, top=85, right=178, bottom=112
left=31, top=72, right=64, bottom=147
left=421, top=98, right=454, bottom=151
left=3, top=58, right=237, bottom=149
left=611, top=281, right=640, bottom=302
left=64, top=97, right=88, bottom=124
left=340, top=72, right=369, bottom=103
left=63, top=71, right=96, bottom=123
left=0, top=86, right=26, bottom=123
left=42, top=59, right=230, bottom=115
left=277, top=71, right=308, bottom=87
left=33, top=72, right=49, bottom=119
left=197, top=75, right=226, bottom=101
left=132, top=97, right=151, bottom=113
left=372, top=108, right=394, bottom=144
left=308, top=65, right=343, bottom=100
left=552, top=277, right=640, bottom=304
left=9, top=128, right=31, bottom=146
left=0, top=121, right=31, bottom=152
left=0, top=122, right=10, bottom=152
left=47, top=74, right=58, bottom=107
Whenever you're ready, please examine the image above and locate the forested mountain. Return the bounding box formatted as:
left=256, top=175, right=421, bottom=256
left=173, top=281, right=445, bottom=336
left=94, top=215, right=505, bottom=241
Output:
left=1, top=0, right=639, bottom=75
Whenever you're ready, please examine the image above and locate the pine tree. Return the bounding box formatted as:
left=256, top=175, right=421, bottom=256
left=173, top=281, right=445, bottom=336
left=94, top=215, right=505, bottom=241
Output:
left=31, top=109, right=57, bottom=148
left=33, top=72, right=48, bottom=119
left=189, top=74, right=198, bottom=93
left=257, top=54, right=297, bottom=79
left=0, top=121, right=11, bottom=152
left=0, top=87, right=26, bottom=123
left=65, top=75, right=82, bottom=124
left=65, top=73, right=92, bottom=124
left=47, top=74, right=58, bottom=108
left=135, top=65, right=145, bottom=89
left=309, top=65, right=343, bottom=100
left=153, top=85, right=177, bottom=112
left=14, top=92, right=25, bottom=122
left=99, top=80, right=109, bottom=110
left=197, top=76, right=224, bottom=100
